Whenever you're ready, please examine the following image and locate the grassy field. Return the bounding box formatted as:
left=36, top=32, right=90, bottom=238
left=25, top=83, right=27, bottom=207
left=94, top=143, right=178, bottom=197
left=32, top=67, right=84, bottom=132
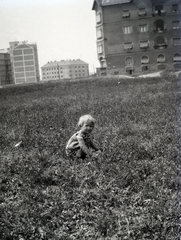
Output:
left=0, top=76, right=181, bottom=239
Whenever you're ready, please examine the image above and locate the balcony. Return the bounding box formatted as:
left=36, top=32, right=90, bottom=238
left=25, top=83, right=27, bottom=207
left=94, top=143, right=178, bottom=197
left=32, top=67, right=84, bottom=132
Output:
left=152, top=10, right=166, bottom=16
left=153, top=28, right=167, bottom=33
left=154, top=43, right=167, bottom=49
left=140, top=43, right=149, bottom=50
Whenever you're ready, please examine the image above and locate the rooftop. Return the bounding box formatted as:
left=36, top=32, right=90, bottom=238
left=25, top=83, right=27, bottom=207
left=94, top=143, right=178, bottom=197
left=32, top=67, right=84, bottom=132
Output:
left=41, top=59, right=89, bottom=68
left=0, top=49, right=9, bottom=54
left=92, top=0, right=132, bottom=9
left=102, top=0, right=132, bottom=5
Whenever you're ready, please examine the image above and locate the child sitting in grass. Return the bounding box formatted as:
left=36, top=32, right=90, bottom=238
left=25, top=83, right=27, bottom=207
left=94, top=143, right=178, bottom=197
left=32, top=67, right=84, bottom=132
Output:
left=66, top=114, right=102, bottom=160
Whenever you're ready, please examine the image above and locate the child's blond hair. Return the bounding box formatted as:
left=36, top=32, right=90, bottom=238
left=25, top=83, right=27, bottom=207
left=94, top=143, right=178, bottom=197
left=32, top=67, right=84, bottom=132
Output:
left=77, top=114, right=96, bottom=127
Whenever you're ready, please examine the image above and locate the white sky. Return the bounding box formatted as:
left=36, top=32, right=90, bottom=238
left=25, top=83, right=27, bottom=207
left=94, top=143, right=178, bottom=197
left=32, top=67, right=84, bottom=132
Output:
left=0, top=0, right=99, bottom=74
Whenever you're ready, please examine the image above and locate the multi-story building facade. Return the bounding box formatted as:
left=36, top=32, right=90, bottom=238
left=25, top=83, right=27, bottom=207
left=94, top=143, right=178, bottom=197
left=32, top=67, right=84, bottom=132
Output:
left=9, top=41, right=40, bottom=84
left=41, top=59, right=89, bottom=81
left=92, top=0, right=181, bottom=75
left=0, top=49, right=13, bottom=86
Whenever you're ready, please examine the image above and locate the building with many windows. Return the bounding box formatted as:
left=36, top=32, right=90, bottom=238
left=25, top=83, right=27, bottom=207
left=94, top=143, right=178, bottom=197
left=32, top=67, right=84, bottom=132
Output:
left=0, top=49, right=13, bottom=86
left=41, top=59, right=89, bottom=81
left=92, top=0, right=181, bottom=75
left=9, top=41, right=40, bottom=84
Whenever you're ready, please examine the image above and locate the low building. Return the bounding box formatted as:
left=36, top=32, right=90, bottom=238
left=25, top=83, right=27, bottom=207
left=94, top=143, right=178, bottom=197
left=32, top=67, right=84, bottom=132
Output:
left=0, top=49, right=13, bottom=86
left=41, top=59, right=89, bottom=81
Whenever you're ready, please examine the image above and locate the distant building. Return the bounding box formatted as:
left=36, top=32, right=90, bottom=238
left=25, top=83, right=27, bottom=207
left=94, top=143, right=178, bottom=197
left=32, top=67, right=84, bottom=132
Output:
left=92, top=0, right=181, bottom=76
left=9, top=41, right=40, bottom=84
left=0, top=49, right=13, bottom=86
left=41, top=59, right=89, bottom=81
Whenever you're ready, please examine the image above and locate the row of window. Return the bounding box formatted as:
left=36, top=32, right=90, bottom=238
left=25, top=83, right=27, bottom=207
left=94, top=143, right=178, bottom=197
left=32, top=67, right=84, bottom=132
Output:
left=44, top=70, right=86, bottom=73
left=122, top=21, right=180, bottom=34
left=43, top=66, right=87, bottom=71
left=14, top=61, right=35, bottom=67
left=123, top=53, right=181, bottom=66
left=98, top=37, right=181, bottom=53
left=10, top=66, right=35, bottom=72
left=96, top=4, right=179, bottom=23
left=43, top=70, right=86, bottom=75
left=101, top=63, right=181, bottom=76
left=14, top=72, right=35, bottom=78
left=123, top=4, right=179, bottom=18
left=13, top=49, right=34, bottom=56
left=97, top=21, right=180, bottom=38
left=13, top=55, right=34, bottom=61
left=43, top=74, right=86, bottom=79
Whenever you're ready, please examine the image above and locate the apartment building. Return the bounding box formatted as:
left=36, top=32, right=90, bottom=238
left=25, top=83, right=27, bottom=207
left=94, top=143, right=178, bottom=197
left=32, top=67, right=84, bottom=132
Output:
left=9, top=41, right=40, bottom=84
left=92, top=0, right=181, bottom=75
left=0, top=49, right=13, bottom=86
left=41, top=59, right=89, bottom=81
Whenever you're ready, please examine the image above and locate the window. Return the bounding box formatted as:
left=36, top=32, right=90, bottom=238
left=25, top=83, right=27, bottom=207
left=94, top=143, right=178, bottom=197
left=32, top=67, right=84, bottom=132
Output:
left=141, top=55, right=149, bottom=64
left=122, top=10, right=130, bottom=18
left=173, top=38, right=181, bottom=46
left=155, top=4, right=163, bottom=11
left=14, top=67, right=24, bottom=72
left=138, top=8, right=146, bottom=16
left=97, top=29, right=102, bottom=39
left=98, top=44, right=103, bottom=54
left=157, top=54, right=165, bottom=63
left=172, top=21, right=180, bottom=29
left=126, top=69, right=134, bottom=75
left=124, top=42, right=133, bottom=50
left=140, top=41, right=149, bottom=49
left=173, top=53, right=181, bottom=62
left=123, top=26, right=132, bottom=34
left=157, top=64, right=166, bottom=70
left=23, top=49, right=33, bottom=55
left=13, top=49, right=22, bottom=56
left=154, top=4, right=164, bottom=15
left=125, top=57, right=133, bottom=66
left=154, top=20, right=165, bottom=32
left=154, top=36, right=167, bottom=48
left=96, top=13, right=101, bottom=23
left=15, top=72, right=25, bottom=78
left=142, top=66, right=149, bottom=71
left=139, top=24, right=148, bottom=32
left=25, top=66, right=35, bottom=71
left=172, top=4, right=179, bottom=12
left=157, top=37, right=165, bottom=45
left=13, top=56, right=23, bottom=61
left=14, top=62, right=23, bottom=67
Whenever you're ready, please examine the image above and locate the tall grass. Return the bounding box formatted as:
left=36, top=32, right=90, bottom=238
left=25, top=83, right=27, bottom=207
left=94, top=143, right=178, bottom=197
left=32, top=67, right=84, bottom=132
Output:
left=0, top=76, right=181, bottom=239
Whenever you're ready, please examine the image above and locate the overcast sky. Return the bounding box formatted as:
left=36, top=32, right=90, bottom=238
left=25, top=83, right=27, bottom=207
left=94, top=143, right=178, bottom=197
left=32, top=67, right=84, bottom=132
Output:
left=0, top=0, right=99, bottom=74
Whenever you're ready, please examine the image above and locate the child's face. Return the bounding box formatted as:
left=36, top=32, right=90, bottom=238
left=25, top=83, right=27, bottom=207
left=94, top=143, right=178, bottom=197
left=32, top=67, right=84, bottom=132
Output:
left=81, top=121, right=94, bottom=134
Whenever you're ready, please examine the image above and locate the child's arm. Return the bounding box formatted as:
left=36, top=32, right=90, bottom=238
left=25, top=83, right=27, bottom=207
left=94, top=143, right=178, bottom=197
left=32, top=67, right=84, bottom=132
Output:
left=77, top=136, right=92, bottom=156
left=90, top=140, right=100, bottom=151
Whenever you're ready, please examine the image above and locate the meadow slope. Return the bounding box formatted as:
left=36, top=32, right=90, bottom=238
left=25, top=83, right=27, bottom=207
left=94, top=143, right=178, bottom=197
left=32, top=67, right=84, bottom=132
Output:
left=0, top=76, right=181, bottom=239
